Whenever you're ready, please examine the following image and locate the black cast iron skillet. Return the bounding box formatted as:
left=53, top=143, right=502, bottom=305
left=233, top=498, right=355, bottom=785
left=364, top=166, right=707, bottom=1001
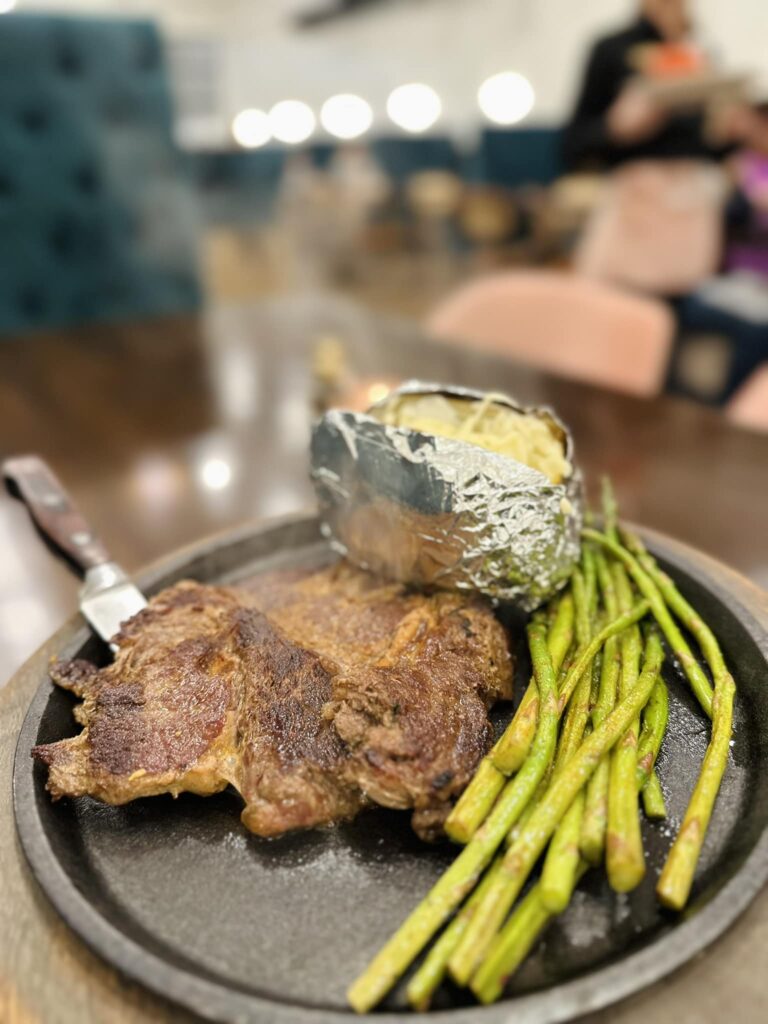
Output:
left=11, top=515, right=768, bottom=1023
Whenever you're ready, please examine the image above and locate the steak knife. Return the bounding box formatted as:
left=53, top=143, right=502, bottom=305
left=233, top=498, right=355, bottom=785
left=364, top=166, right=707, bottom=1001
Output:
left=3, top=455, right=147, bottom=647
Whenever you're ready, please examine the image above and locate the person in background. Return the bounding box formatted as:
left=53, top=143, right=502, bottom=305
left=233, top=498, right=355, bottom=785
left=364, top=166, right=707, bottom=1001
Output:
left=562, top=0, right=729, bottom=170
left=564, top=0, right=758, bottom=297
left=723, top=103, right=768, bottom=280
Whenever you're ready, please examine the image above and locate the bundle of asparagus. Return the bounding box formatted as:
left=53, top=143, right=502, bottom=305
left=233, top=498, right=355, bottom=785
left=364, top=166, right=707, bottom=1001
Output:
left=348, top=480, right=735, bottom=1013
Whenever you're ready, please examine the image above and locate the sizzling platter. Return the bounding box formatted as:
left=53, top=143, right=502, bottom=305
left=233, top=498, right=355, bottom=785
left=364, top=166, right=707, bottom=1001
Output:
left=13, top=514, right=768, bottom=1024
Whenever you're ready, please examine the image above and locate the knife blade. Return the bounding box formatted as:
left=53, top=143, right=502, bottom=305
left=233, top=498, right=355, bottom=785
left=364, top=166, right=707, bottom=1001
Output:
left=3, top=455, right=147, bottom=646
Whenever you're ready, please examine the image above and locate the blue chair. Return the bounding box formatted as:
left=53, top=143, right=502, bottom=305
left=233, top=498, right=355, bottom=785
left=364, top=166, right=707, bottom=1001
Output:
left=0, top=14, right=201, bottom=336
left=192, top=149, right=286, bottom=227
left=478, top=128, right=562, bottom=188
left=371, top=136, right=459, bottom=185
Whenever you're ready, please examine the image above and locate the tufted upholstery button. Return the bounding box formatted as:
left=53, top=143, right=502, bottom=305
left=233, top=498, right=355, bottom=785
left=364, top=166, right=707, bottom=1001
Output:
left=49, top=219, right=77, bottom=259
left=73, top=164, right=100, bottom=196
left=17, top=286, right=48, bottom=319
left=56, top=46, right=84, bottom=76
left=0, top=173, right=14, bottom=198
left=19, top=108, right=50, bottom=134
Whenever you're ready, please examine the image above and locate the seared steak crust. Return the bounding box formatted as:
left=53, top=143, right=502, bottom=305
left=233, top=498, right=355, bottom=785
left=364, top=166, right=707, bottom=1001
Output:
left=33, top=564, right=513, bottom=839
left=245, top=563, right=513, bottom=836
left=35, top=585, right=240, bottom=805
left=234, top=608, right=363, bottom=836
left=331, top=595, right=511, bottom=838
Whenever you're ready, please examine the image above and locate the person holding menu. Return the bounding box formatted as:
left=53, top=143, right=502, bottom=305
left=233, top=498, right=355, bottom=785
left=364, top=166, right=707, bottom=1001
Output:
left=562, top=0, right=729, bottom=169
left=563, top=0, right=753, bottom=294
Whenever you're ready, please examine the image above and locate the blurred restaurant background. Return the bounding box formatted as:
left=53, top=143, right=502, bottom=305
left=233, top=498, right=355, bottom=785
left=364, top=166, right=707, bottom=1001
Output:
left=1, top=0, right=767, bottom=409
left=1, top=0, right=768, bottom=671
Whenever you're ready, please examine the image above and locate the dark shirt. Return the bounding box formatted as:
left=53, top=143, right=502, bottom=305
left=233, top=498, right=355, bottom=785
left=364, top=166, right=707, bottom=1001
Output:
left=561, top=17, right=728, bottom=170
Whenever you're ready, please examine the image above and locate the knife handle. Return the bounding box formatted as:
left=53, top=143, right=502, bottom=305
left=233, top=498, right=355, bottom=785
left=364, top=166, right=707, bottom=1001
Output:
left=2, top=455, right=111, bottom=576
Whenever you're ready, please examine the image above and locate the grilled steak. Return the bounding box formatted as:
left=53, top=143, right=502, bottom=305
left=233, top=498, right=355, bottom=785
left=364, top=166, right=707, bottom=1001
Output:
left=34, top=564, right=513, bottom=839
left=244, top=563, right=513, bottom=835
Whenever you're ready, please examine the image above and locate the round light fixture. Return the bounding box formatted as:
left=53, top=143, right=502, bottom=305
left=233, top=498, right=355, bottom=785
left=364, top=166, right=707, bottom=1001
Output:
left=199, top=457, right=232, bottom=492
left=231, top=108, right=271, bottom=149
left=0, top=0, right=18, bottom=12
left=478, top=71, right=534, bottom=126
left=268, top=100, right=316, bottom=145
left=386, top=83, right=441, bottom=134
left=320, top=93, right=373, bottom=140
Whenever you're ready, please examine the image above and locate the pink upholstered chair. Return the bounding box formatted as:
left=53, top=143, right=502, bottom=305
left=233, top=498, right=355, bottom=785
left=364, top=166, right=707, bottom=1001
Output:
left=727, top=364, right=768, bottom=432
left=426, top=270, right=675, bottom=397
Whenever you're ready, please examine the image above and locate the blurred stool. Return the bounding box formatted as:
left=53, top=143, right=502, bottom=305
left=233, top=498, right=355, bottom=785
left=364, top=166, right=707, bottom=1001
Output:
left=538, top=174, right=605, bottom=255
left=668, top=332, right=733, bottom=403
left=668, top=278, right=768, bottom=405
left=426, top=270, right=674, bottom=397
left=405, top=171, right=463, bottom=233
left=458, top=186, right=518, bottom=247
left=404, top=170, right=463, bottom=284
left=727, top=364, right=768, bottom=432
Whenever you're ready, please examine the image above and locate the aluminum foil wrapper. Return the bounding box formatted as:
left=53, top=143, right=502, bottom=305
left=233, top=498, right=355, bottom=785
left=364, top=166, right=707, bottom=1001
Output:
left=310, top=382, right=583, bottom=610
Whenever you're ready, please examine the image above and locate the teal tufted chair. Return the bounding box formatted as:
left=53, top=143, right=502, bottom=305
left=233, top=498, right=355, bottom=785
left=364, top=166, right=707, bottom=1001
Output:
left=0, top=14, right=201, bottom=335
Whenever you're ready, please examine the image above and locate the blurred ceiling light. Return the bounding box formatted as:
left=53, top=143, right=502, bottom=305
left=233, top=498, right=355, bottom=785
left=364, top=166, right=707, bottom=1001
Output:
left=231, top=108, right=271, bottom=149
left=320, top=93, right=373, bottom=140
left=130, top=454, right=185, bottom=509
left=0, top=0, right=17, bottom=12
left=199, top=457, right=232, bottom=491
left=268, top=100, right=316, bottom=145
left=386, top=83, right=441, bottom=134
left=478, top=71, right=535, bottom=126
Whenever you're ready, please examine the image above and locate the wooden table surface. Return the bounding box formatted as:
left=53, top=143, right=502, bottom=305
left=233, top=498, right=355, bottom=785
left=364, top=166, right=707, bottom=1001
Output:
left=1, top=295, right=767, bottom=1023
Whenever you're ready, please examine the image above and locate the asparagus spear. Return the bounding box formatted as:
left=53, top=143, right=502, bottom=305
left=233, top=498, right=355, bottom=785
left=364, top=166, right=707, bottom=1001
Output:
left=582, top=543, right=598, bottom=620
left=346, top=618, right=561, bottom=1014
left=489, top=593, right=575, bottom=776
left=582, top=529, right=714, bottom=718
left=502, top=642, right=591, bottom=851
left=540, top=567, right=593, bottom=911
left=657, top=669, right=735, bottom=909
left=446, top=596, right=574, bottom=843
left=492, top=594, right=645, bottom=783
left=619, top=530, right=738, bottom=909
left=507, top=602, right=647, bottom=876
left=621, top=527, right=731, bottom=699
left=471, top=862, right=590, bottom=1004
left=557, top=600, right=650, bottom=712
left=610, top=524, right=735, bottom=907
left=641, top=771, right=667, bottom=819
left=636, top=676, right=669, bottom=786
left=580, top=550, right=621, bottom=864
left=406, top=857, right=503, bottom=1011
left=539, top=793, right=586, bottom=912
left=444, top=761, right=507, bottom=845
left=554, top=571, right=593, bottom=761
left=636, top=675, right=669, bottom=817
left=505, top=772, right=549, bottom=847
left=581, top=725, right=611, bottom=866
left=606, top=564, right=645, bottom=893
left=446, top=631, right=664, bottom=986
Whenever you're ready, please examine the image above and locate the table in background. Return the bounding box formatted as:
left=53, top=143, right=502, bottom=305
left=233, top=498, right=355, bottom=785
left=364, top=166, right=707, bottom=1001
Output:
left=1, top=294, right=766, bottom=683
left=1, top=295, right=767, bottom=1024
